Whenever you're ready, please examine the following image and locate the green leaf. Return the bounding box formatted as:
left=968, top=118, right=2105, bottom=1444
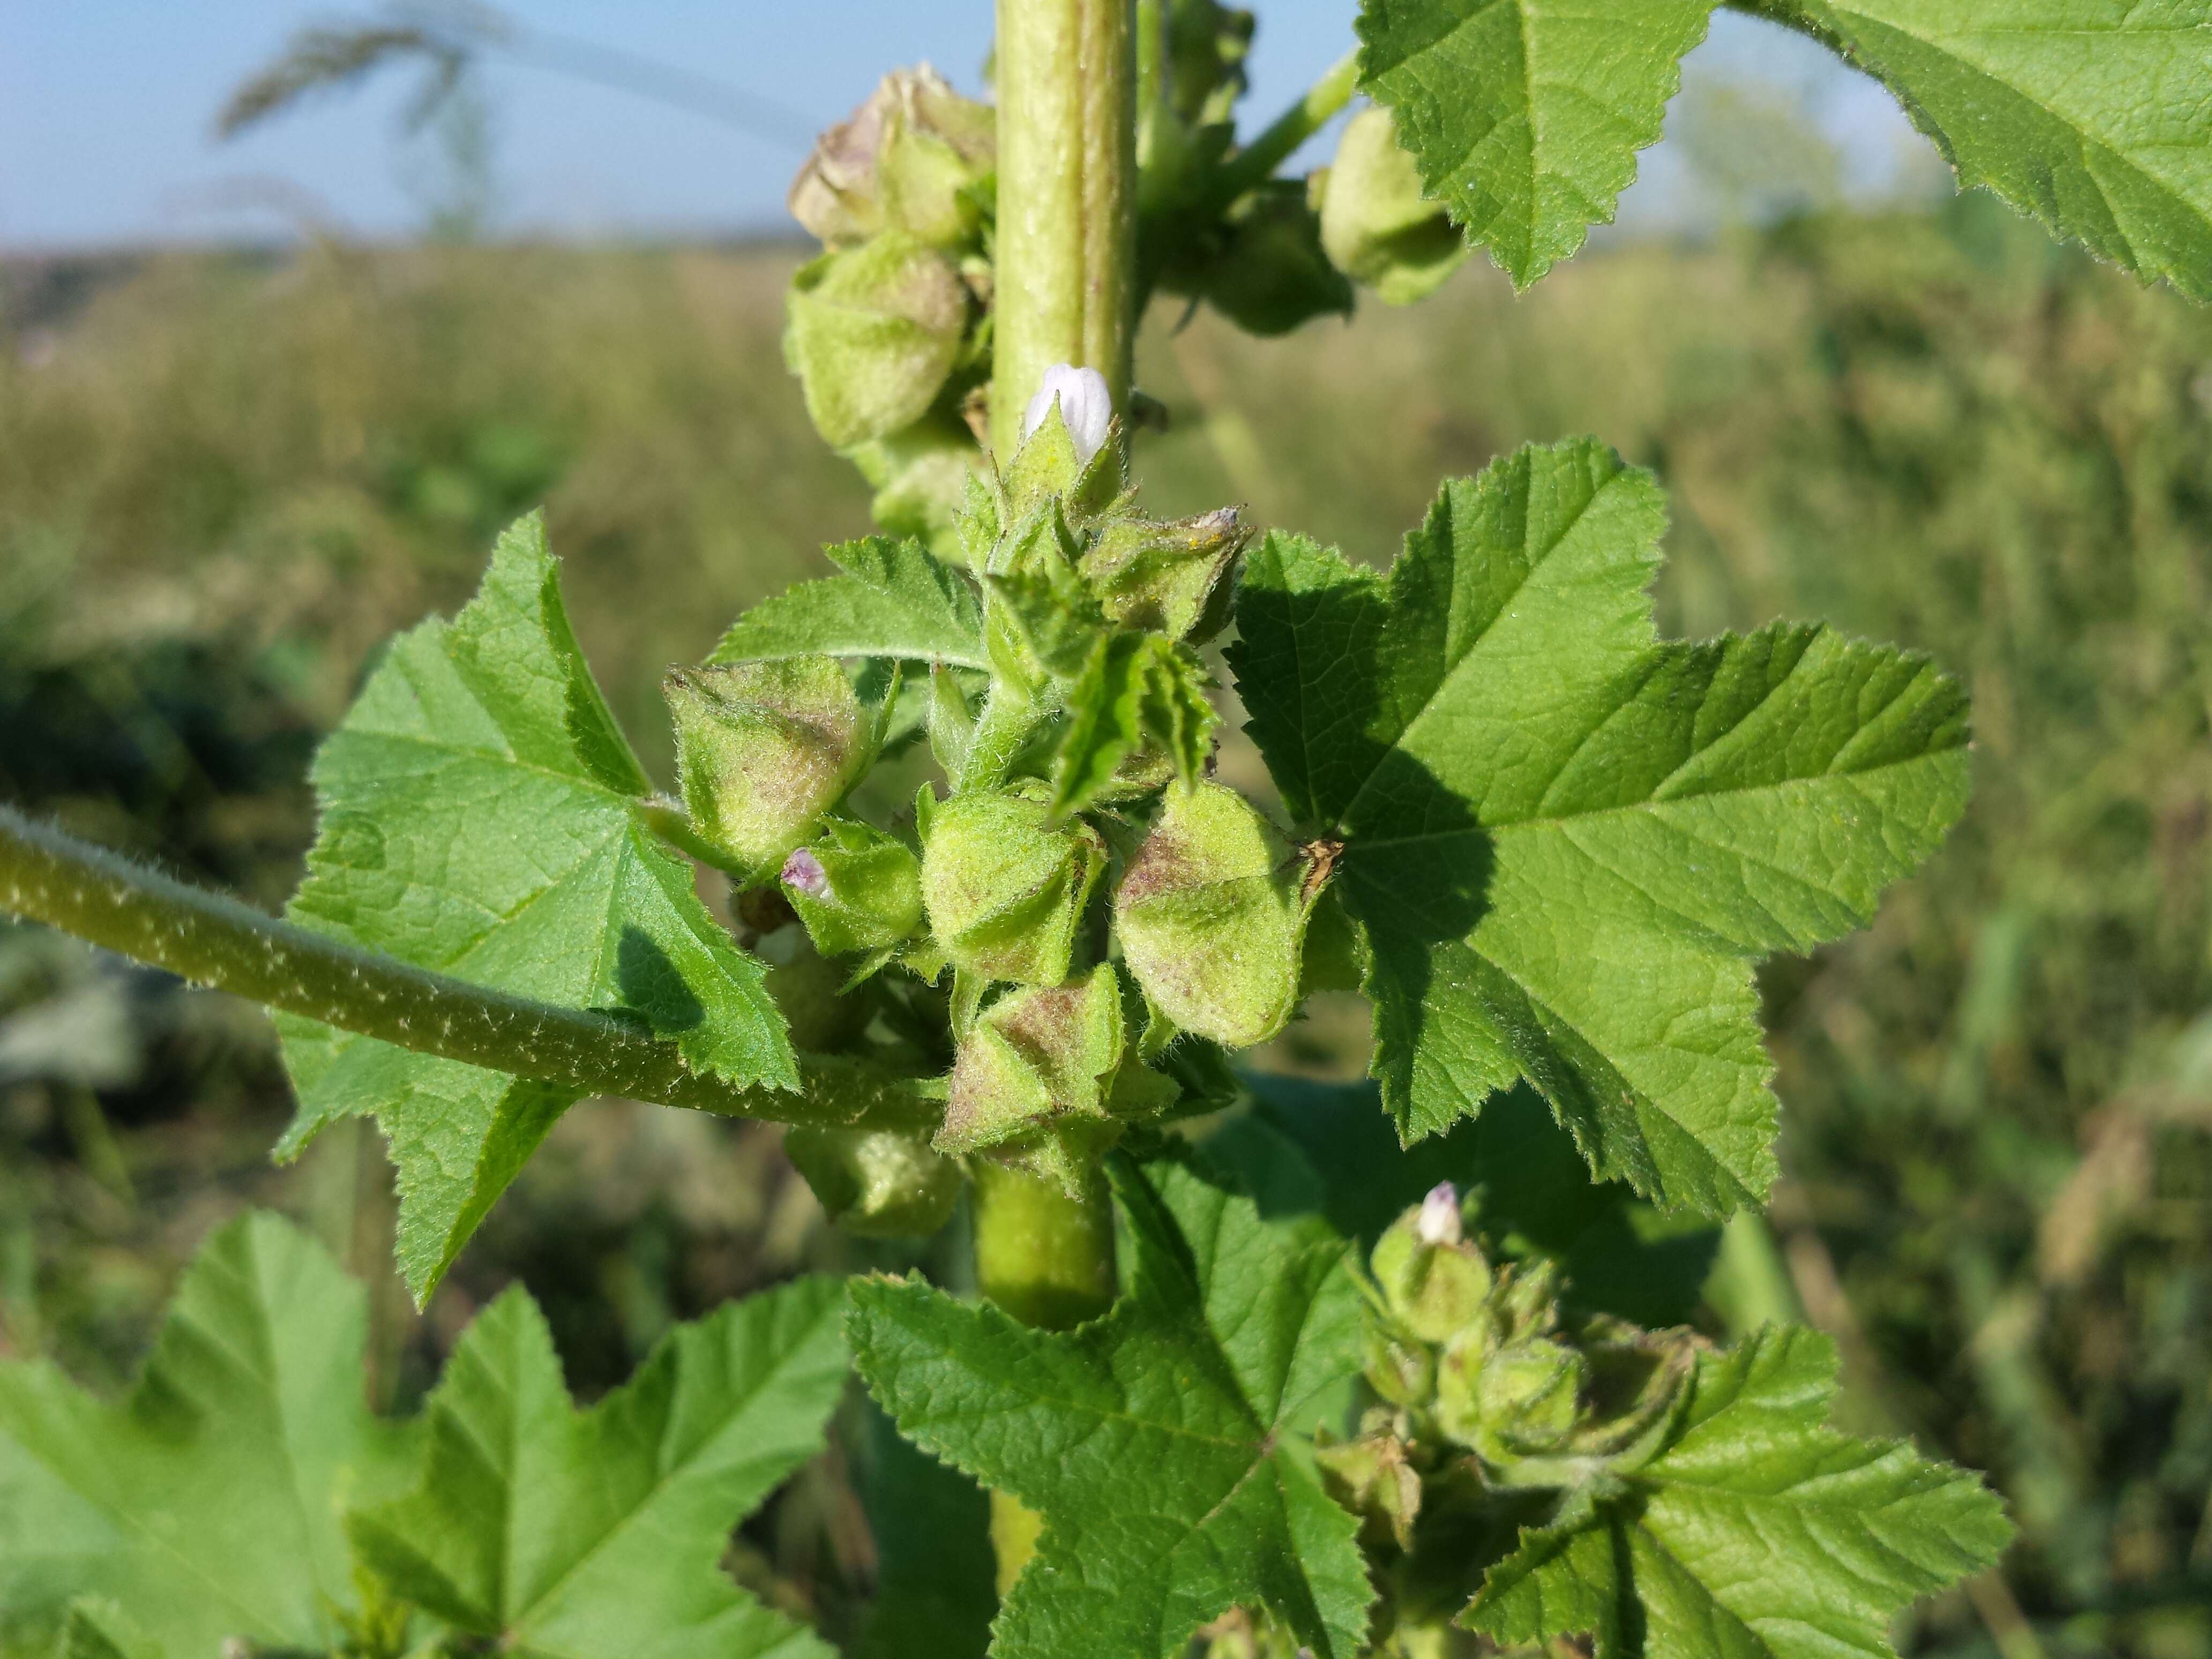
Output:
left=0, top=1215, right=414, bottom=1656
left=1759, top=0, right=2212, bottom=304
left=348, top=1276, right=849, bottom=1659
left=1463, top=1326, right=2013, bottom=1657
left=1356, top=0, right=1713, bottom=288
left=276, top=512, right=795, bottom=1300
left=711, top=535, right=989, bottom=670
left=1229, top=439, right=1970, bottom=1214
left=850, top=1149, right=1373, bottom=1659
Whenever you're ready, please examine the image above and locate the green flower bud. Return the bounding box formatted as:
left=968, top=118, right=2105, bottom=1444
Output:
left=1003, top=369, right=1126, bottom=522
left=1369, top=1183, right=1493, bottom=1344
left=667, top=657, right=866, bottom=877
left=788, top=65, right=996, bottom=249
left=1359, top=1319, right=1436, bottom=1410
left=785, top=231, right=971, bottom=449
left=1181, top=179, right=1353, bottom=338
left=1313, top=1429, right=1422, bottom=1552
left=780, top=820, right=923, bottom=956
left=1078, top=505, right=1249, bottom=641
left=1437, top=1334, right=1586, bottom=1455
left=1564, top=1321, right=1699, bottom=1469
left=936, top=963, right=1126, bottom=1157
left=1318, top=107, right=1469, bottom=307
left=785, top=1124, right=962, bottom=1238
left=920, top=784, right=1105, bottom=984
left=1114, top=782, right=1316, bottom=1049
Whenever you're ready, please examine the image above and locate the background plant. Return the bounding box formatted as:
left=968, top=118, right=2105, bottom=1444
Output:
left=4, top=3, right=2212, bottom=1659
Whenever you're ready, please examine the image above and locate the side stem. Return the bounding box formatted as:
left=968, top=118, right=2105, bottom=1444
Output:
left=0, top=806, right=933, bottom=1133
left=989, top=0, right=1139, bottom=454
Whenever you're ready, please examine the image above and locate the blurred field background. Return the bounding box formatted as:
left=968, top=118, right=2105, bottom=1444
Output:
left=7, top=124, right=2212, bottom=1659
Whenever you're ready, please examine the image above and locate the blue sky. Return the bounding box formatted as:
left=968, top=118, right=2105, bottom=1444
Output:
left=1, top=2, right=1935, bottom=251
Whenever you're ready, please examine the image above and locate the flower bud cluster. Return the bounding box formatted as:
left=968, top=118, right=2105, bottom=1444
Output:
left=1319, top=1186, right=1702, bottom=1553
left=784, top=65, right=997, bottom=549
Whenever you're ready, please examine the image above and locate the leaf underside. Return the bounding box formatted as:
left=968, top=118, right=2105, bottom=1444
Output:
left=349, top=1275, right=849, bottom=1659
left=1465, top=1327, right=2013, bottom=1658
left=1356, top=0, right=1714, bottom=288
left=1768, top=0, right=2212, bottom=304
left=850, top=1148, right=1375, bottom=1659
left=1229, top=438, right=1970, bottom=1215
left=0, top=1215, right=415, bottom=1657
left=277, top=512, right=795, bottom=1301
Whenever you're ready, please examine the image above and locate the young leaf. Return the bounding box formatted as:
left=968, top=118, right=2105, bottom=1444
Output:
left=0, top=1214, right=414, bottom=1656
left=710, top=534, right=990, bottom=669
left=1356, top=0, right=1713, bottom=288
left=1229, top=439, right=1970, bottom=1214
left=850, top=1149, right=1374, bottom=1659
left=348, top=1276, right=849, bottom=1659
left=276, top=512, right=796, bottom=1299
left=1463, top=1326, right=2013, bottom=1657
left=1757, top=0, right=2212, bottom=304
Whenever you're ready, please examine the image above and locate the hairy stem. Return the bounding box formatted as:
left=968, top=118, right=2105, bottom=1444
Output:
left=0, top=806, right=934, bottom=1133
left=989, top=0, right=1138, bottom=454
left=970, top=1159, right=1118, bottom=1591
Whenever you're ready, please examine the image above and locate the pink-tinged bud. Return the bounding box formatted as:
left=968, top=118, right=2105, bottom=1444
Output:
left=1417, top=1182, right=1462, bottom=1247
left=1021, top=364, right=1112, bottom=464
left=666, top=656, right=866, bottom=879
left=781, top=847, right=830, bottom=897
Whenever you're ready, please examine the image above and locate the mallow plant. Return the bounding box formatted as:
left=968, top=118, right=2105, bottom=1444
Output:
left=4, top=1, right=2207, bottom=1654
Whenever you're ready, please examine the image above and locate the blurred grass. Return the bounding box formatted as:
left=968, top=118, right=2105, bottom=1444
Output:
left=3, top=197, right=2211, bottom=1655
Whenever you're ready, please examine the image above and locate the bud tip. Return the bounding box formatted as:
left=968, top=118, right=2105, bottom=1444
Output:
left=1417, top=1182, right=1461, bottom=1247
left=781, top=847, right=830, bottom=897
left=1022, top=363, right=1112, bottom=463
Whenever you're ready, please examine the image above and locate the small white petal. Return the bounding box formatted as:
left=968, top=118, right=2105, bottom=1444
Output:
left=1020, top=363, right=1112, bottom=464
left=780, top=847, right=829, bottom=898
left=1416, top=1181, right=1461, bottom=1247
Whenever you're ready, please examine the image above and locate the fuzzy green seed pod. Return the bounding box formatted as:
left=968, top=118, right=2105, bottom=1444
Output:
left=936, top=964, right=1128, bottom=1159
left=788, top=65, right=996, bottom=250
left=1114, top=782, right=1317, bottom=1049
left=667, top=657, right=866, bottom=878
left=1369, top=1182, right=1493, bottom=1345
left=1359, top=1320, right=1437, bottom=1410
left=785, top=1124, right=962, bottom=1238
left=1437, top=1335, right=1587, bottom=1455
left=1318, top=106, right=1469, bottom=307
left=920, top=784, right=1105, bottom=985
left=780, top=820, right=923, bottom=957
left=1079, top=506, right=1249, bottom=641
left=785, top=230, right=970, bottom=449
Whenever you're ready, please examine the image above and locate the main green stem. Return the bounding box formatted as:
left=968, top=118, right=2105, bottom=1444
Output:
left=0, top=806, right=933, bottom=1133
left=989, top=0, right=1138, bottom=455
left=978, top=0, right=1133, bottom=1590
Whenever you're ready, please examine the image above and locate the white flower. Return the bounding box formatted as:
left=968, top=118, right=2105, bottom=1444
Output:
left=1416, top=1181, right=1462, bottom=1247
left=1020, top=363, right=1112, bottom=464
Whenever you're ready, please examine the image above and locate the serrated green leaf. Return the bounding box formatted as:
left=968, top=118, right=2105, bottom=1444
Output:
left=348, top=1276, right=848, bottom=1659
left=276, top=512, right=795, bottom=1300
left=849, top=1149, right=1373, bottom=1659
left=1761, top=0, right=2212, bottom=304
left=1229, top=439, right=1970, bottom=1214
left=0, top=1215, right=414, bottom=1656
left=711, top=535, right=989, bottom=669
left=1050, top=632, right=1217, bottom=818
left=1356, top=0, right=1713, bottom=288
left=1463, top=1326, right=2013, bottom=1657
